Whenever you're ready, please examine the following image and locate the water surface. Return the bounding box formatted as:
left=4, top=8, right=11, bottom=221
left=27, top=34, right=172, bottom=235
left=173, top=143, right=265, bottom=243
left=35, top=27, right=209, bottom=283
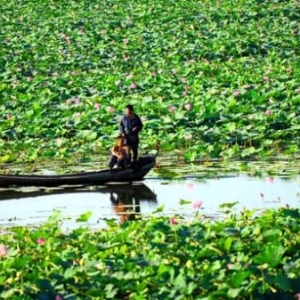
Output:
left=0, top=174, right=299, bottom=229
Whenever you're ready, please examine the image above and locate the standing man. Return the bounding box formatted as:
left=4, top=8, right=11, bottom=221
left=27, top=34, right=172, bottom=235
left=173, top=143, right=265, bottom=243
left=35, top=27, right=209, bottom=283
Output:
left=119, top=104, right=143, bottom=163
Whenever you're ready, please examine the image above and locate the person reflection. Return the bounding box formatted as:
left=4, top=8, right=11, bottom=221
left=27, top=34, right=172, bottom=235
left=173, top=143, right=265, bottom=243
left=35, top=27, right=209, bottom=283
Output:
left=110, top=191, right=141, bottom=224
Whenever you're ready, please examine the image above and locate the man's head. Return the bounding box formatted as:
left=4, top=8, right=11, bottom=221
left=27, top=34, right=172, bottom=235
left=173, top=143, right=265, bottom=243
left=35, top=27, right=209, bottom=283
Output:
left=125, top=104, right=134, bottom=116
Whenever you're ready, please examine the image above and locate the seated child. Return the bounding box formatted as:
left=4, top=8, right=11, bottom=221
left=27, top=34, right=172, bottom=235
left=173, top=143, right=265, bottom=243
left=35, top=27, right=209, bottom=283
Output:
left=109, top=136, right=131, bottom=171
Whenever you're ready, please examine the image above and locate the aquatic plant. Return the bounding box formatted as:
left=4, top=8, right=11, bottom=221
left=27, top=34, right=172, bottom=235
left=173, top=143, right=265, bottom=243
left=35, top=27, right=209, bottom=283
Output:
left=0, top=207, right=300, bottom=299
left=0, top=0, right=300, bottom=163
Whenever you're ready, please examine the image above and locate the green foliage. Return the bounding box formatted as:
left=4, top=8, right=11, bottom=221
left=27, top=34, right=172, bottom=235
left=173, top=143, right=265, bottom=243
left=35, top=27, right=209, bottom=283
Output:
left=1, top=208, right=300, bottom=299
left=0, top=0, right=300, bottom=162
left=75, top=210, right=93, bottom=222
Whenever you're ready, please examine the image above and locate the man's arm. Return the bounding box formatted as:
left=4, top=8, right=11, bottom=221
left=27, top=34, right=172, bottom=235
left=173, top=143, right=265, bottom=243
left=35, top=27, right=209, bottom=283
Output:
left=132, top=115, right=143, bottom=133
left=119, top=117, right=125, bottom=135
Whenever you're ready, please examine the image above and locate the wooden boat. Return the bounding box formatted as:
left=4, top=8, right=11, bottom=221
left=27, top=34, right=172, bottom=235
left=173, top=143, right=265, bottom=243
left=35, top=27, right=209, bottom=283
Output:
left=0, top=155, right=156, bottom=188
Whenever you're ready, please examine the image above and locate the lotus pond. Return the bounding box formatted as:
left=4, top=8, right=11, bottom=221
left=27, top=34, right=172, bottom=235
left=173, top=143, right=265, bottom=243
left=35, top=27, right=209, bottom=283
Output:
left=0, top=159, right=300, bottom=298
left=1, top=0, right=300, bottom=297
left=1, top=0, right=300, bottom=162
left=1, top=203, right=300, bottom=299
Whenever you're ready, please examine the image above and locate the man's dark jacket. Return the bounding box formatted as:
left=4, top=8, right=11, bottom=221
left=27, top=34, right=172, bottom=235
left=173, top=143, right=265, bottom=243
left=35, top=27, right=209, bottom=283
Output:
left=119, top=114, right=143, bottom=141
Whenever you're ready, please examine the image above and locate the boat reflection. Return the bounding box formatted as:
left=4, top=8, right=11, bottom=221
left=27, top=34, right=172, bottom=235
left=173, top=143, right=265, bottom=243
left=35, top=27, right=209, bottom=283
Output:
left=0, top=183, right=157, bottom=224
left=104, top=184, right=157, bottom=224
left=110, top=191, right=141, bottom=223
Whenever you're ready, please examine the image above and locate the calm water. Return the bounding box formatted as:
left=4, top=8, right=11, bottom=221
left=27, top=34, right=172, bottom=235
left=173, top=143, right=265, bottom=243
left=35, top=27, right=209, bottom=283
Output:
left=0, top=174, right=299, bottom=229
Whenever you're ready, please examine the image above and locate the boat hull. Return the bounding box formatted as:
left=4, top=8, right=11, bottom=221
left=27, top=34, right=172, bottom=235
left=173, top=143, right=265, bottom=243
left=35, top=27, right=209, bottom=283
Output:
left=0, top=156, right=156, bottom=187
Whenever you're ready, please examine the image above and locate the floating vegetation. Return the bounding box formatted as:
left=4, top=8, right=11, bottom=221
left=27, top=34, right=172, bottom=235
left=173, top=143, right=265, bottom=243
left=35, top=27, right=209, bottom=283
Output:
left=0, top=0, right=300, bottom=162
left=1, top=207, right=300, bottom=299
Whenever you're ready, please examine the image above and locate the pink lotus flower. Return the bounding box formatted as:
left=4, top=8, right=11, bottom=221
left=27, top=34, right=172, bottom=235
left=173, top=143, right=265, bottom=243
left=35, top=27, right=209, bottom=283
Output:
left=95, top=262, right=103, bottom=269
left=168, top=106, right=176, bottom=113
left=184, top=134, right=192, bottom=140
left=210, top=88, right=218, bottom=95
left=170, top=217, right=177, bottom=225
left=268, top=98, right=274, bottom=104
left=295, top=88, right=300, bottom=94
left=243, top=84, right=251, bottom=90
left=181, top=77, right=187, bottom=83
left=267, top=177, right=274, bottom=183
left=94, top=103, right=101, bottom=110
left=286, top=67, right=293, bottom=73
left=55, top=294, right=63, bottom=300
left=74, top=98, right=80, bottom=105
left=187, top=59, right=196, bottom=65
left=187, top=183, right=194, bottom=189
left=6, top=114, right=12, bottom=120
left=265, top=109, right=272, bottom=116
left=56, top=139, right=62, bottom=147
left=130, top=83, right=137, bottom=89
left=37, top=238, right=46, bottom=245
left=12, top=79, right=19, bottom=86
left=192, top=200, right=203, bottom=210
left=263, top=76, right=269, bottom=82
left=73, top=112, right=81, bottom=118
left=64, top=36, right=71, bottom=43
left=66, top=99, right=73, bottom=105
left=184, top=103, right=192, bottom=111
left=0, top=244, right=8, bottom=257
left=72, top=260, right=79, bottom=266
left=233, top=90, right=240, bottom=97
left=107, top=106, right=115, bottom=113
